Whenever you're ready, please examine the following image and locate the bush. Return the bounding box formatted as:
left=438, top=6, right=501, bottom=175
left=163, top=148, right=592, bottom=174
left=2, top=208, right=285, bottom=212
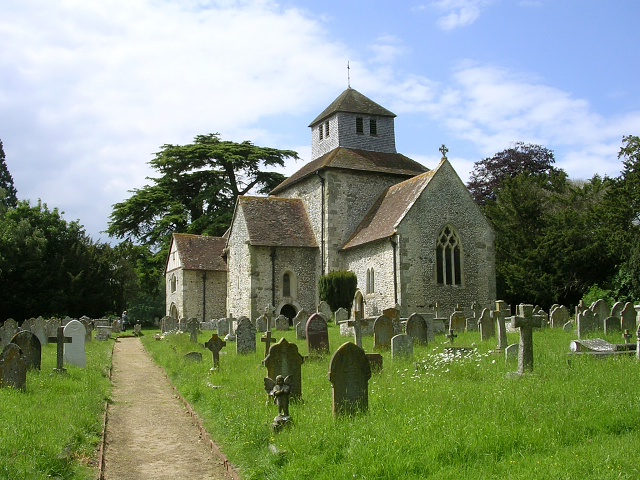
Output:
left=318, top=270, right=357, bottom=313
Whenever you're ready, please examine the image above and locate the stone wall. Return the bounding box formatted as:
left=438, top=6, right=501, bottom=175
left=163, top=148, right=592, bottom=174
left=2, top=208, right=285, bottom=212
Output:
left=226, top=209, right=252, bottom=318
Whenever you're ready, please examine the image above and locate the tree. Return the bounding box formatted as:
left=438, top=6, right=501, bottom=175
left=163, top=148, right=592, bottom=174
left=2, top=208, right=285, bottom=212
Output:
left=107, top=134, right=299, bottom=250
left=318, top=270, right=358, bottom=313
left=0, top=140, right=18, bottom=209
left=467, top=142, right=560, bottom=206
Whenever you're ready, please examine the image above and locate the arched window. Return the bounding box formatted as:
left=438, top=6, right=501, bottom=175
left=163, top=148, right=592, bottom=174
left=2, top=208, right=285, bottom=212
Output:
left=366, top=268, right=375, bottom=294
left=436, top=226, right=462, bottom=285
left=283, top=272, right=291, bottom=297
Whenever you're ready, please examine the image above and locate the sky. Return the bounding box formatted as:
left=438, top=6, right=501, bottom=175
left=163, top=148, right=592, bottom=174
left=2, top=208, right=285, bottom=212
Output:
left=1, top=0, right=639, bottom=242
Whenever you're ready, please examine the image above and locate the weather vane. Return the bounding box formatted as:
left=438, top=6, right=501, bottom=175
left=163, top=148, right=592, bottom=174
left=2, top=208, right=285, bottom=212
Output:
left=347, top=61, right=351, bottom=88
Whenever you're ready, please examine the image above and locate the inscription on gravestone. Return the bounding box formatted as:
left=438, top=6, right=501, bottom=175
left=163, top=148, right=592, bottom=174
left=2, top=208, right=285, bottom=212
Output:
left=328, top=342, right=371, bottom=416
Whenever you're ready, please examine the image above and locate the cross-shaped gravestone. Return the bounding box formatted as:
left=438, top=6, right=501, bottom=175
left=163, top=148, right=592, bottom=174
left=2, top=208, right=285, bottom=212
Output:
left=261, top=331, right=277, bottom=358
left=513, top=304, right=542, bottom=374
left=445, top=329, right=457, bottom=344
left=204, top=334, right=226, bottom=370
left=493, top=300, right=510, bottom=351
left=346, top=311, right=368, bottom=349
left=48, top=326, right=72, bottom=373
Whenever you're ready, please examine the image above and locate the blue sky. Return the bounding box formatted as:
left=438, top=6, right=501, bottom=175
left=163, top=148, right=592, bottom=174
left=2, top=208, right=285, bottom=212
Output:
left=1, top=0, right=639, bottom=241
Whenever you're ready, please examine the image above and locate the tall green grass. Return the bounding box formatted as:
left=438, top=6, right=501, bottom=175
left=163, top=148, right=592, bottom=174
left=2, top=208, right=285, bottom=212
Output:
left=142, top=326, right=640, bottom=480
left=0, top=338, right=112, bottom=480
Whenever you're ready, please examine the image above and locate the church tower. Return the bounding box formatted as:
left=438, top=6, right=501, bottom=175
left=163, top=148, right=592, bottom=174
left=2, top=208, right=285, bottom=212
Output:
left=309, top=88, right=397, bottom=160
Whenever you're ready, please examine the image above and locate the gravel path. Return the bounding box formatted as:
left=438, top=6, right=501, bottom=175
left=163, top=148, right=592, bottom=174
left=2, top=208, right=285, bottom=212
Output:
left=103, top=337, right=235, bottom=480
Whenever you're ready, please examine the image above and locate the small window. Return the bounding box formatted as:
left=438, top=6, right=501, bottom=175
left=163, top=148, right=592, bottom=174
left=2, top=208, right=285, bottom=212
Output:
left=319, top=125, right=323, bottom=141
left=283, top=273, right=291, bottom=297
left=325, top=121, right=330, bottom=137
left=170, top=274, right=177, bottom=293
left=370, top=118, right=377, bottom=136
left=356, top=117, right=364, bottom=134
left=366, top=268, right=375, bottom=294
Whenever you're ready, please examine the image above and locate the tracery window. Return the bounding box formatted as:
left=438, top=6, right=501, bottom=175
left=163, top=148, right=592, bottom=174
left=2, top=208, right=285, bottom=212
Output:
left=436, top=226, right=462, bottom=285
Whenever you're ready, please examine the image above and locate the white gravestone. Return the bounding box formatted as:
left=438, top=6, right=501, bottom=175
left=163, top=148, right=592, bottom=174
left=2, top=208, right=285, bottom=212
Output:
left=63, top=320, right=86, bottom=368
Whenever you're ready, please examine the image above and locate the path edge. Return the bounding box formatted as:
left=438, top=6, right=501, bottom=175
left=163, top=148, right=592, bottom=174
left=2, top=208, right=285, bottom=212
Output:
left=97, top=339, right=116, bottom=480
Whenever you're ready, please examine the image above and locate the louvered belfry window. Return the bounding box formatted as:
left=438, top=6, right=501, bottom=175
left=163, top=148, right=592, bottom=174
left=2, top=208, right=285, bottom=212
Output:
left=436, top=226, right=462, bottom=285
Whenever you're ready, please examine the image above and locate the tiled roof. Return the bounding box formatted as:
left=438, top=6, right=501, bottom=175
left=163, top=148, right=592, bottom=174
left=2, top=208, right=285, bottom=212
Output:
left=270, top=147, right=428, bottom=195
left=309, top=88, right=396, bottom=126
left=172, top=234, right=227, bottom=271
left=239, top=196, right=318, bottom=248
left=341, top=169, right=436, bottom=250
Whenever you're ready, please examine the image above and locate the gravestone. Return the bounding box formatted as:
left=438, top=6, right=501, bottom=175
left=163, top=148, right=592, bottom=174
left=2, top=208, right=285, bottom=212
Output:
left=187, top=317, right=200, bottom=343
left=550, top=305, right=569, bottom=329
left=294, top=309, right=309, bottom=340
left=391, top=334, right=413, bottom=359
left=611, top=301, right=624, bottom=318
left=1, top=319, right=19, bottom=349
left=334, top=308, right=349, bottom=325
left=161, top=316, right=178, bottom=333
left=112, top=319, right=121, bottom=334
left=235, top=317, right=256, bottom=355
left=504, top=343, right=518, bottom=362
left=0, top=343, right=26, bottom=390
left=494, top=300, right=510, bottom=351
left=10, top=331, right=41, bottom=371
left=419, top=312, right=436, bottom=342
left=513, top=304, right=542, bottom=374
left=48, top=326, right=72, bottom=373
left=590, top=299, right=609, bottom=327
left=575, top=300, right=588, bottom=318
left=563, top=321, right=574, bottom=333
left=621, top=303, right=636, bottom=333
left=45, top=319, right=60, bottom=339
left=80, top=319, right=93, bottom=343
left=365, top=353, right=383, bottom=372
left=263, top=337, right=304, bottom=399
left=204, top=334, right=226, bottom=370
left=306, top=313, right=330, bottom=355
left=317, top=301, right=332, bottom=323
left=604, top=316, right=621, bottom=334
left=183, top=352, right=202, bottom=362
left=383, top=306, right=402, bottom=334
left=33, top=317, right=47, bottom=346
left=255, top=315, right=268, bottom=333
left=328, top=342, right=371, bottom=416
left=373, top=315, right=393, bottom=351
left=63, top=320, right=86, bottom=368
left=449, top=306, right=466, bottom=332
left=478, top=308, right=495, bottom=341
left=405, top=313, right=428, bottom=345
left=134, top=324, right=142, bottom=335
left=577, top=309, right=598, bottom=338
left=217, top=318, right=230, bottom=337
left=261, top=331, right=277, bottom=358
left=346, top=311, right=368, bottom=349
left=224, top=318, right=236, bottom=342
left=95, top=325, right=112, bottom=340
left=275, top=315, right=289, bottom=331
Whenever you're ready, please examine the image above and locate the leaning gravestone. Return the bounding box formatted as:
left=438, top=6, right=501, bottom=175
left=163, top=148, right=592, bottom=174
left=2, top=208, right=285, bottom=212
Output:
left=263, top=337, right=304, bottom=399
left=306, top=313, right=330, bottom=355
left=317, top=301, right=332, bottom=323
left=373, top=315, right=393, bottom=351
left=293, top=309, right=309, bottom=340
left=478, top=308, right=495, bottom=341
left=449, top=306, right=466, bottom=332
left=0, top=343, right=26, bottom=390
left=405, top=313, right=428, bottom=345
left=550, top=305, right=569, bottom=329
left=577, top=309, right=598, bottom=338
left=275, top=315, right=289, bottom=331
left=10, top=331, right=41, bottom=371
left=391, top=334, right=413, bottom=359
left=621, top=303, right=636, bottom=333
left=63, top=320, right=86, bottom=368
left=328, top=342, right=371, bottom=416
left=235, top=317, right=256, bottom=355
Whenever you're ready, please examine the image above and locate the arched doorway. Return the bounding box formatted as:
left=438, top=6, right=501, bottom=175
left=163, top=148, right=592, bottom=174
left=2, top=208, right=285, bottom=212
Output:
left=280, top=304, right=297, bottom=326
left=169, top=303, right=178, bottom=319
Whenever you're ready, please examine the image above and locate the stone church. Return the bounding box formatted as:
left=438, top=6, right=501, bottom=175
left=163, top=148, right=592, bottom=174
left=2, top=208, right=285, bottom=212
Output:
left=165, top=88, right=496, bottom=322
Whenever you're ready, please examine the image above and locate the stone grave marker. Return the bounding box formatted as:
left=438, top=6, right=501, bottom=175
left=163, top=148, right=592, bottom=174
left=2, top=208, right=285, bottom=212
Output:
left=80, top=319, right=93, bottom=343
left=45, top=319, right=60, bottom=339
left=334, top=308, right=349, bottom=325
left=365, top=353, right=383, bottom=372
left=112, top=319, right=122, bottom=334
left=236, top=317, right=256, bottom=355
left=95, top=325, right=112, bottom=340
left=48, top=326, right=72, bottom=373
left=504, top=343, right=518, bottom=362
left=611, top=301, right=624, bottom=318
left=261, top=331, right=277, bottom=358
left=204, top=334, right=226, bottom=370
left=590, top=299, right=609, bottom=327
left=33, top=317, right=47, bottom=346
left=306, top=313, right=330, bottom=355
left=478, top=308, right=495, bottom=341
left=317, top=301, right=332, bottom=323
left=575, top=300, right=588, bottom=318
left=449, top=306, right=466, bottom=332
left=604, top=316, right=621, bottom=334
left=294, top=309, right=309, bottom=340
left=493, top=300, right=510, bottom=351
left=577, top=309, right=598, bottom=338
left=255, top=314, right=268, bottom=333
left=183, top=352, right=202, bottom=362
left=405, top=313, right=428, bottom=345
left=420, top=312, right=436, bottom=342
left=134, top=324, right=142, bottom=335
left=217, top=318, right=230, bottom=337
left=161, top=316, right=178, bottom=333
left=346, top=310, right=368, bottom=349
left=187, top=317, right=200, bottom=343
left=275, top=315, right=289, bottom=331
left=621, top=303, right=636, bottom=333
left=383, top=306, right=402, bottom=334
left=550, top=305, right=569, bottom=328
left=373, top=315, right=393, bottom=351
left=63, top=320, right=86, bottom=368
left=1, top=319, right=18, bottom=349
left=263, top=337, right=304, bottom=399
left=513, top=304, right=542, bottom=374
left=328, top=342, right=371, bottom=416
left=563, top=321, right=574, bottom=333
left=10, top=331, right=41, bottom=371
left=0, top=343, right=26, bottom=390
left=391, top=334, right=413, bottom=359
left=224, top=318, right=236, bottom=342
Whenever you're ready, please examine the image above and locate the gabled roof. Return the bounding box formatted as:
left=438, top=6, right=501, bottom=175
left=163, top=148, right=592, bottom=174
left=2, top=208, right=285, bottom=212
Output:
left=167, top=233, right=227, bottom=272
left=237, top=196, right=318, bottom=248
left=309, top=88, right=396, bottom=127
left=341, top=168, right=437, bottom=250
left=270, top=147, right=428, bottom=195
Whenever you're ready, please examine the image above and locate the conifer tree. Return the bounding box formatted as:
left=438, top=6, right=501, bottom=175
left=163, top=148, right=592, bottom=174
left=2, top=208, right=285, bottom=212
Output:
left=0, top=140, right=18, bottom=209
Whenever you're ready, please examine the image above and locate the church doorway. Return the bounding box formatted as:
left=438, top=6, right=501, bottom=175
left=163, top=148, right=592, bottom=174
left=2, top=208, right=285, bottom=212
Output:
left=169, top=303, right=178, bottom=319
left=279, top=304, right=297, bottom=326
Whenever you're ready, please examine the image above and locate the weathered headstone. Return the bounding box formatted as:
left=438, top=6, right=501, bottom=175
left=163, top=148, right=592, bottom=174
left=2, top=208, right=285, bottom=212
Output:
left=306, top=313, right=330, bottom=355
left=621, top=303, right=636, bottom=333
left=405, top=313, right=428, bottom=345
left=373, top=315, right=393, bottom=351
left=328, top=342, right=371, bottom=416
left=204, top=334, right=226, bottom=370
left=217, top=318, right=230, bottom=337
left=590, top=299, right=609, bottom=327
left=550, top=305, right=569, bottom=328
left=80, top=319, right=93, bottom=343
left=48, top=326, right=72, bottom=373
left=563, top=321, right=574, bottom=333
left=275, top=315, right=289, bottom=331
left=317, top=301, right=332, bottom=323
left=261, top=331, right=277, bottom=358
left=187, top=317, right=200, bottom=343
left=449, top=306, right=466, bottom=332
left=334, top=308, right=348, bottom=325
left=161, top=316, right=178, bottom=333
left=294, top=309, right=309, bottom=340
left=134, top=324, right=142, bottom=335
left=383, top=306, right=402, bottom=334
left=10, top=331, right=41, bottom=371
left=0, top=319, right=18, bottom=349
left=224, top=318, right=236, bottom=342
left=33, top=317, right=47, bottom=346
left=235, top=316, right=256, bottom=355
left=513, top=304, right=542, bottom=374
left=575, top=299, right=588, bottom=318
left=263, top=337, right=304, bottom=399
left=45, top=319, right=60, bottom=339
left=478, top=308, right=495, bottom=341
left=391, top=334, right=413, bottom=359
left=445, top=328, right=457, bottom=344
left=255, top=315, right=268, bottom=333
left=346, top=308, right=368, bottom=349
left=112, top=319, right=121, bottom=334
left=63, top=320, right=86, bottom=368
left=95, top=325, right=112, bottom=340
left=577, top=309, right=598, bottom=338
left=611, top=301, right=625, bottom=318
left=0, top=343, right=26, bottom=390
left=504, top=343, right=518, bottom=362
left=365, top=352, right=383, bottom=372
left=604, top=316, right=621, bottom=334
left=494, top=300, right=510, bottom=351
left=183, top=352, right=202, bottom=362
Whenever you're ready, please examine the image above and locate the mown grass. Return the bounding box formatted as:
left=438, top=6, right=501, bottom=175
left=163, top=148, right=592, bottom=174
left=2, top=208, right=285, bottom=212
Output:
left=142, top=325, right=640, bottom=480
left=0, top=337, right=113, bottom=480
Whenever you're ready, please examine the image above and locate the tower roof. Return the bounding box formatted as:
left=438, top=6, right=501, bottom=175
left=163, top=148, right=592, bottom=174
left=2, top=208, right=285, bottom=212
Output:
left=309, top=88, right=396, bottom=127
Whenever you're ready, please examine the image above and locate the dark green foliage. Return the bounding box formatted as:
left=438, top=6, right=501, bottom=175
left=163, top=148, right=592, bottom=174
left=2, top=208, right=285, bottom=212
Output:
left=0, top=140, right=18, bottom=209
left=318, top=270, right=357, bottom=313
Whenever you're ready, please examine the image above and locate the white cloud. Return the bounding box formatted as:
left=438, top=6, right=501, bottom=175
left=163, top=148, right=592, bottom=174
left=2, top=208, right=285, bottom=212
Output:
left=430, top=0, right=492, bottom=30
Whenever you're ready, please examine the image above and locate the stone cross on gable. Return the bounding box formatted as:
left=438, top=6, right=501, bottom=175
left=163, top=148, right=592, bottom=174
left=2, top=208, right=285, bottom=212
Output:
left=204, top=334, right=226, bottom=370
left=513, top=304, right=542, bottom=374
left=261, top=331, right=277, bottom=358
left=48, top=326, right=72, bottom=373
left=439, top=144, right=448, bottom=160
left=346, top=310, right=368, bottom=349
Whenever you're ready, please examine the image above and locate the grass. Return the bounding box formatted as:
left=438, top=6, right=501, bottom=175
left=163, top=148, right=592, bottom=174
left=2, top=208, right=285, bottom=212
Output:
left=142, top=325, right=640, bottom=480
left=0, top=337, right=113, bottom=480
